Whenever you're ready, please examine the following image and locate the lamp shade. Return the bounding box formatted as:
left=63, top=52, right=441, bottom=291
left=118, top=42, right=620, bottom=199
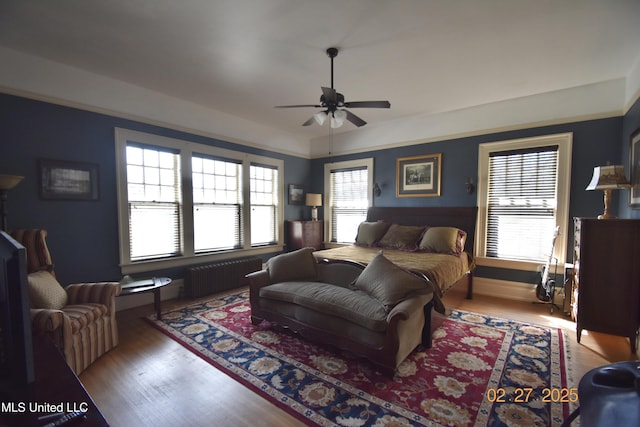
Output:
left=313, top=111, right=328, bottom=126
left=585, top=165, right=630, bottom=190
left=330, top=110, right=347, bottom=128
left=305, top=193, right=322, bottom=207
left=0, top=175, right=24, bottom=191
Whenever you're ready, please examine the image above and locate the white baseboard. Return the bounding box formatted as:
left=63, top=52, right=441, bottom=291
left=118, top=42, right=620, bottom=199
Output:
left=474, top=277, right=565, bottom=307
left=115, top=278, right=184, bottom=312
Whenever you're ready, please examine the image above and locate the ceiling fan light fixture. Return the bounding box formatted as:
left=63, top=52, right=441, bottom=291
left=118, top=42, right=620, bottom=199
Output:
left=313, top=111, right=328, bottom=125
left=331, top=109, right=347, bottom=128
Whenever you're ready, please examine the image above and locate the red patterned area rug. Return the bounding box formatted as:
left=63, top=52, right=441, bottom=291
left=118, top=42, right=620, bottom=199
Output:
left=148, top=290, right=574, bottom=426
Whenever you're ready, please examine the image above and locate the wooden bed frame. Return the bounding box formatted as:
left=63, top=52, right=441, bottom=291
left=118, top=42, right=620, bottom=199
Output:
left=365, top=206, right=478, bottom=300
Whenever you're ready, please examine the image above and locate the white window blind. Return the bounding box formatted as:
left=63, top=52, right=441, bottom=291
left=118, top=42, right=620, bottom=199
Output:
left=192, top=155, right=242, bottom=252
left=330, top=167, right=368, bottom=243
left=250, top=163, right=278, bottom=246
left=486, top=145, right=558, bottom=261
left=126, top=144, right=181, bottom=261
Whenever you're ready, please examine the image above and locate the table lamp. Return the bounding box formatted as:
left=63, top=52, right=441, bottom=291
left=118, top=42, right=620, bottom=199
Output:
left=585, top=165, right=630, bottom=219
left=0, top=174, right=24, bottom=231
left=305, top=193, right=322, bottom=221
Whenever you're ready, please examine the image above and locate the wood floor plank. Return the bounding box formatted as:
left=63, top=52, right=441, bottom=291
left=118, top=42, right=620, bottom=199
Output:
left=78, top=290, right=639, bottom=426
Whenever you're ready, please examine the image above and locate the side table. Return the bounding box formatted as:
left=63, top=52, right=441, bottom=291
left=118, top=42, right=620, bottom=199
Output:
left=118, top=277, right=172, bottom=320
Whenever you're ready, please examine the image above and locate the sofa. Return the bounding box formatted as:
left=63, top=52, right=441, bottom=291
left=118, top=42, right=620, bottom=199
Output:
left=12, top=229, right=121, bottom=376
left=247, top=247, right=435, bottom=375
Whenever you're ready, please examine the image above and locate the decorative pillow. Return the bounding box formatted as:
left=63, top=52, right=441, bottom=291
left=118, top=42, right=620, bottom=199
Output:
left=266, top=247, right=318, bottom=283
left=353, top=252, right=430, bottom=311
left=27, top=270, right=68, bottom=310
left=418, top=227, right=467, bottom=255
left=355, top=221, right=391, bottom=247
left=377, top=224, right=425, bottom=251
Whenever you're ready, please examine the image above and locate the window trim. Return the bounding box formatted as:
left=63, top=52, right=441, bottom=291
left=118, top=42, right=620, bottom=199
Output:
left=476, top=133, right=572, bottom=270
left=115, top=128, right=284, bottom=274
left=323, top=158, right=374, bottom=246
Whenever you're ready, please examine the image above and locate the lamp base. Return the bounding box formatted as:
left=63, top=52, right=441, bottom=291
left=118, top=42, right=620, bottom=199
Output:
left=597, top=213, right=617, bottom=220
left=311, top=207, right=318, bottom=221
left=598, top=189, right=617, bottom=220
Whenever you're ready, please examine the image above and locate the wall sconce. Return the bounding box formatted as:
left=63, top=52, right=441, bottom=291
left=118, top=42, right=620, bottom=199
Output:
left=465, top=177, right=475, bottom=195
left=305, top=193, right=322, bottom=221
left=373, top=182, right=381, bottom=197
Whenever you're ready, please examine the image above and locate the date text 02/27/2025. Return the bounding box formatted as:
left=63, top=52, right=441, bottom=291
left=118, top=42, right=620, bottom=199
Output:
left=485, top=388, right=578, bottom=404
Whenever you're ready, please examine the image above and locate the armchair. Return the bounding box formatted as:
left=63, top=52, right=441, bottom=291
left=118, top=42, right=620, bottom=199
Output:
left=11, top=229, right=121, bottom=376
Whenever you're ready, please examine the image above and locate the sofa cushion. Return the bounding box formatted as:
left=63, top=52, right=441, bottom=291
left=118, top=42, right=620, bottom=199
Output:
left=418, top=226, right=467, bottom=255
left=27, top=270, right=68, bottom=310
left=260, top=282, right=388, bottom=332
left=377, top=224, right=425, bottom=251
left=266, top=247, right=318, bottom=283
left=353, top=251, right=430, bottom=311
left=355, top=221, right=390, bottom=247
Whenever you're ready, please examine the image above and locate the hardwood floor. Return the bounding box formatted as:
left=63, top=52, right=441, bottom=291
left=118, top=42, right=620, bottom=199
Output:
left=79, top=290, right=639, bottom=427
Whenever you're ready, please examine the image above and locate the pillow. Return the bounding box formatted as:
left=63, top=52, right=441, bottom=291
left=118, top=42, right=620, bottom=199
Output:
left=353, top=252, right=430, bottom=311
left=266, top=247, right=318, bottom=283
left=355, top=221, right=390, bottom=247
left=27, top=270, right=68, bottom=310
left=418, top=227, right=467, bottom=255
left=377, top=224, right=425, bottom=251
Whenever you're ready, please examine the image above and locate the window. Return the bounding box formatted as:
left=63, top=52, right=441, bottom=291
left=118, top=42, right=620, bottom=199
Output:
left=324, top=158, right=373, bottom=244
left=250, top=164, right=278, bottom=246
left=192, top=155, right=242, bottom=252
left=477, top=133, right=572, bottom=266
left=126, top=144, right=181, bottom=261
left=115, top=128, right=283, bottom=273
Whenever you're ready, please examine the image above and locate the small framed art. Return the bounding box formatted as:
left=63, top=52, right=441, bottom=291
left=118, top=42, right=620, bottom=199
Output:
left=396, top=153, right=442, bottom=197
left=39, top=158, right=99, bottom=201
left=288, top=184, right=305, bottom=205
left=630, top=128, right=640, bottom=208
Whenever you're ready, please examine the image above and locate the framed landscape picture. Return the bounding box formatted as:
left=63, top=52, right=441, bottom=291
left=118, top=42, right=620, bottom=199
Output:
left=396, top=153, right=442, bottom=197
left=630, top=128, right=640, bottom=208
left=39, top=158, right=99, bottom=201
left=288, top=184, right=305, bottom=205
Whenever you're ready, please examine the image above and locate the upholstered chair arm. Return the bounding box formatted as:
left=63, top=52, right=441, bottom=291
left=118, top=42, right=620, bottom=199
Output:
left=65, top=282, right=121, bottom=309
left=30, top=308, right=74, bottom=355
left=31, top=308, right=65, bottom=333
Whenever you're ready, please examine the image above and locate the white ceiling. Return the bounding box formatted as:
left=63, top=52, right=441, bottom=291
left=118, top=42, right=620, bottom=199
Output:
left=1, top=0, right=640, bottom=151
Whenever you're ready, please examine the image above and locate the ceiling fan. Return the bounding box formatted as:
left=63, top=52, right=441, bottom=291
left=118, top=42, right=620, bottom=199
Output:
left=275, top=47, right=390, bottom=128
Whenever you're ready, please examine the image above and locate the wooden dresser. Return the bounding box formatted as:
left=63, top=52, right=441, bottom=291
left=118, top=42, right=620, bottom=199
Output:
left=573, top=218, right=640, bottom=353
left=286, top=220, right=323, bottom=250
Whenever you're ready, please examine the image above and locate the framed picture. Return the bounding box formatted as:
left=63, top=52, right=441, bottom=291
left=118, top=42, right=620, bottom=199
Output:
left=288, top=184, right=305, bottom=205
left=396, top=153, right=442, bottom=197
left=39, top=158, right=99, bottom=201
left=630, top=128, right=640, bottom=208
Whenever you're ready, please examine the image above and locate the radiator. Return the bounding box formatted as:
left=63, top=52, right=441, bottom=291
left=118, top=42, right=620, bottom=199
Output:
left=185, top=257, right=263, bottom=298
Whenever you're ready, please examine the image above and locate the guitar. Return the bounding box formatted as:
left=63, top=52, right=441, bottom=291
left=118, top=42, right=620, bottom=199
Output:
left=535, top=225, right=560, bottom=302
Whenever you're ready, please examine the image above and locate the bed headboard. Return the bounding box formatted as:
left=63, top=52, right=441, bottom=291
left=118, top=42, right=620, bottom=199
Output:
left=366, top=206, right=478, bottom=255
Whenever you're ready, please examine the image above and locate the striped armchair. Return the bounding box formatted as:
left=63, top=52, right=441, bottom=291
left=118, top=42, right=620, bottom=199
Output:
left=11, top=229, right=121, bottom=376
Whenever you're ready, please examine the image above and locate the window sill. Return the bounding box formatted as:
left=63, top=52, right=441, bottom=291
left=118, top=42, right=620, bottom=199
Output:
left=120, top=245, right=282, bottom=275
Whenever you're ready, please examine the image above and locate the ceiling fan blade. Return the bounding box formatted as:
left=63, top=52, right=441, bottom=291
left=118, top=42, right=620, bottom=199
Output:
left=321, top=87, right=337, bottom=104
left=275, top=104, right=321, bottom=108
left=345, top=110, right=367, bottom=127
left=302, top=116, right=316, bottom=126
left=344, top=100, right=390, bottom=109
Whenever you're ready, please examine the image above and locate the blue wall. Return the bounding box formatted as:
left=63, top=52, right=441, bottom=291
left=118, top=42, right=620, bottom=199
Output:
left=0, top=93, right=310, bottom=284
left=2, top=92, right=638, bottom=286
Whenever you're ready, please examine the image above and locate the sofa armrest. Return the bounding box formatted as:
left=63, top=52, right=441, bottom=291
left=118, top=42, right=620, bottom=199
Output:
left=246, top=270, right=271, bottom=289
left=66, top=282, right=121, bottom=310
left=386, top=293, right=432, bottom=323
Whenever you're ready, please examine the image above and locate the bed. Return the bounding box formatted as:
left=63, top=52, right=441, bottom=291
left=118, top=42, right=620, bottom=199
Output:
left=313, top=206, right=478, bottom=310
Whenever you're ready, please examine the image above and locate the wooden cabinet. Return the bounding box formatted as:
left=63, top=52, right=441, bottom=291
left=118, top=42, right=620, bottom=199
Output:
left=287, top=220, right=323, bottom=250
left=573, top=218, right=640, bottom=353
